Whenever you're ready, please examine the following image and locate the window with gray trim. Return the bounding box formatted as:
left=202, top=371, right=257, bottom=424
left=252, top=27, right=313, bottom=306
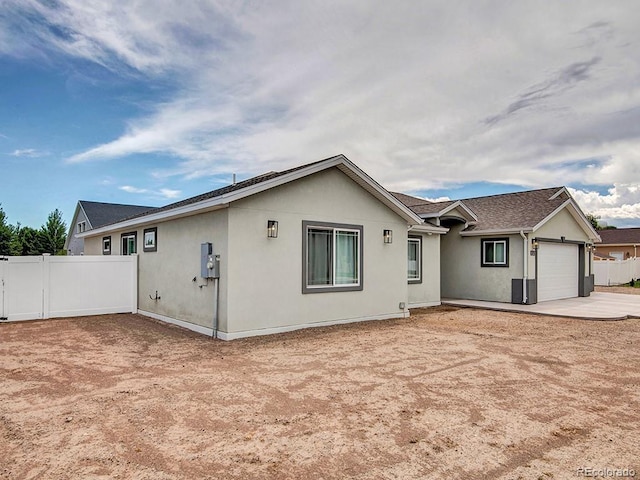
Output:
left=408, top=236, right=422, bottom=283
left=302, top=221, right=363, bottom=293
left=482, top=238, right=508, bottom=267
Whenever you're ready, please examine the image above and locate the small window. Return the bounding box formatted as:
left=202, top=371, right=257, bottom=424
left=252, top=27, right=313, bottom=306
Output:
left=408, top=236, right=422, bottom=283
left=121, top=232, right=137, bottom=255
left=303, top=221, right=363, bottom=293
left=102, top=236, right=111, bottom=255
left=77, top=221, right=86, bottom=233
left=610, top=252, right=624, bottom=261
left=482, top=238, right=509, bottom=267
left=143, top=227, right=157, bottom=252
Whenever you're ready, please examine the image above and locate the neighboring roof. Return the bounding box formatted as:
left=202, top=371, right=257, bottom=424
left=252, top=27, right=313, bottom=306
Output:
left=81, top=154, right=443, bottom=237
left=596, top=227, right=640, bottom=245
left=395, top=186, right=600, bottom=240
left=594, top=251, right=616, bottom=260
left=79, top=201, right=156, bottom=229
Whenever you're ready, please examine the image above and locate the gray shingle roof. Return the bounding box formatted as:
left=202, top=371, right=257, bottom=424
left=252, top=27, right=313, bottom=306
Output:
left=395, top=187, right=572, bottom=232
left=99, top=155, right=340, bottom=227
left=80, top=201, right=156, bottom=229
left=459, top=187, right=568, bottom=232
left=597, top=227, right=640, bottom=245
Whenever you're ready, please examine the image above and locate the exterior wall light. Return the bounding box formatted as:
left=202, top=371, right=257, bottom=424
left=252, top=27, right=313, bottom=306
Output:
left=383, top=229, right=393, bottom=244
left=267, top=220, right=278, bottom=238
left=532, top=239, right=539, bottom=249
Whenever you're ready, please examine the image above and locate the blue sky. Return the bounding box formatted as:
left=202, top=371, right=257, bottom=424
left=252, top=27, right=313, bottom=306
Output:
left=2, top=1, right=640, bottom=229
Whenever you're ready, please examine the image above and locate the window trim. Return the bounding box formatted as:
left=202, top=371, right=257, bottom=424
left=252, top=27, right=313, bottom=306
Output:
left=77, top=221, right=86, bottom=233
left=481, top=238, right=509, bottom=267
left=121, top=232, right=137, bottom=256
left=302, top=220, right=364, bottom=294
left=143, top=227, right=157, bottom=252
left=102, top=236, right=111, bottom=255
left=408, top=235, right=422, bottom=284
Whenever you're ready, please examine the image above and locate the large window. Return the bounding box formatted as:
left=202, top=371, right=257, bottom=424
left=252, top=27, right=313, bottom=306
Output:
left=408, top=236, right=422, bottom=283
left=303, top=221, right=363, bottom=293
left=482, top=238, right=508, bottom=267
left=121, top=232, right=137, bottom=256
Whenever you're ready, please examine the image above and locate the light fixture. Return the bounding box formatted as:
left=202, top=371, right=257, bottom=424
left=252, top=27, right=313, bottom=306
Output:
left=532, top=239, right=539, bottom=249
left=383, top=229, right=393, bottom=244
left=267, top=220, right=278, bottom=238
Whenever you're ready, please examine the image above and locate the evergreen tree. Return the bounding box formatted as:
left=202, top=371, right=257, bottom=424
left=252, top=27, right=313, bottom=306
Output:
left=10, top=225, right=44, bottom=256
left=39, top=209, right=67, bottom=255
left=0, top=205, right=13, bottom=255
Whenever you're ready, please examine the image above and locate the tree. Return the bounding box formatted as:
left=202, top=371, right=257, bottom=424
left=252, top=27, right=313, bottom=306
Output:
left=586, top=213, right=617, bottom=231
left=39, top=209, right=67, bottom=255
left=0, top=205, right=13, bottom=255
left=10, top=224, right=44, bottom=256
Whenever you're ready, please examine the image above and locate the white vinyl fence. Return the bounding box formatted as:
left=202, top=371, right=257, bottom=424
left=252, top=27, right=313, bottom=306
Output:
left=594, top=258, right=640, bottom=286
left=0, top=254, right=137, bottom=322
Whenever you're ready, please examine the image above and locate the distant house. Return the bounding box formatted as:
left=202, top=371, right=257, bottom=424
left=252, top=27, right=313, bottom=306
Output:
left=79, top=155, right=446, bottom=339
left=395, top=187, right=601, bottom=304
left=595, top=228, right=640, bottom=260
left=65, top=201, right=156, bottom=255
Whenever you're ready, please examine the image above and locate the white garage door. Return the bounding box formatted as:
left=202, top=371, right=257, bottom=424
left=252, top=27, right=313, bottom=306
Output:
left=538, top=243, right=579, bottom=302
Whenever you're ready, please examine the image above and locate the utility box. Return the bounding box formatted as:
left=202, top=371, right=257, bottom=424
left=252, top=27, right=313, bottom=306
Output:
left=201, top=243, right=220, bottom=279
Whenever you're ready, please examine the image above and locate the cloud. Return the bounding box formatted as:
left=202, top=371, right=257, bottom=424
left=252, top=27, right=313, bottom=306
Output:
left=10, top=148, right=47, bottom=157
left=3, top=1, right=640, bottom=223
left=119, top=185, right=181, bottom=199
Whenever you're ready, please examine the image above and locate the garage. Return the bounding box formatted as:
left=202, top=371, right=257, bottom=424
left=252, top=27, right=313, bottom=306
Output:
left=537, top=242, right=579, bottom=302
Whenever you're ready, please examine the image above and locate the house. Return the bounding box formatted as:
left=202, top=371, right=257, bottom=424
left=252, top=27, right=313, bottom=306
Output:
left=595, top=228, right=640, bottom=260
left=65, top=201, right=156, bottom=255
left=79, top=155, right=447, bottom=339
left=394, top=187, right=601, bottom=304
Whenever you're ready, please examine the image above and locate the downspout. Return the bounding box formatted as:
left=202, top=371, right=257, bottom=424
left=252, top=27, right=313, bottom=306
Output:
left=520, top=231, right=528, bottom=304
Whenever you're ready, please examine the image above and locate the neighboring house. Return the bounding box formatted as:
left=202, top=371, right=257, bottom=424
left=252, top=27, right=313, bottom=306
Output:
left=394, top=187, right=601, bottom=304
left=65, top=201, right=156, bottom=255
left=595, top=228, right=640, bottom=260
left=79, top=155, right=446, bottom=339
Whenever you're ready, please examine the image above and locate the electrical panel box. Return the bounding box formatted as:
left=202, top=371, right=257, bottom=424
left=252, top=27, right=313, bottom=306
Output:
left=201, top=242, right=220, bottom=279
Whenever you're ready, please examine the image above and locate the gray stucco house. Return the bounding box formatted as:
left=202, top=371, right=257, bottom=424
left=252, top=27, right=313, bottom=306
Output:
left=79, top=155, right=446, bottom=339
left=65, top=201, right=155, bottom=255
left=395, top=187, right=601, bottom=304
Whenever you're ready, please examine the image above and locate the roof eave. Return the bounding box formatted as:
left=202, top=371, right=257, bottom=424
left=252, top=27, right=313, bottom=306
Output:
left=460, top=228, right=534, bottom=237
left=409, top=224, right=449, bottom=234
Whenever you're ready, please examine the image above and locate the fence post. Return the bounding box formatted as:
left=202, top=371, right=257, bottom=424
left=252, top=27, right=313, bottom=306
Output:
left=42, top=254, right=51, bottom=319
left=131, top=255, right=138, bottom=314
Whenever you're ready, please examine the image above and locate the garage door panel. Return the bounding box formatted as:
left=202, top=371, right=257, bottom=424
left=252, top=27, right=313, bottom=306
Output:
left=538, top=243, right=579, bottom=302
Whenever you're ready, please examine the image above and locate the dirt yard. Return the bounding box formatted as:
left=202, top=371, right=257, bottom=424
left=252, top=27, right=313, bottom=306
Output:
left=596, top=285, right=640, bottom=295
left=1, top=307, right=638, bottom=480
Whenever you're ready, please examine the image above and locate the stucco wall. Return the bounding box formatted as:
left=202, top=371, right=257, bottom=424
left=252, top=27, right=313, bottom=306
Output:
left=224, top=167, right=410, bottom=336
left=85, top=210, right=229, bottom=330
left=67, top=208, right=88, bottom=256
left=408, top=232, right=441, bottom=306
left=441, top=225, right=524, bottom=302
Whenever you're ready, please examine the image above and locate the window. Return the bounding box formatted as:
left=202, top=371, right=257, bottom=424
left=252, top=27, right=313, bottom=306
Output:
left=610, top=252, right=624, bottom=261
left=143, top=227, right=157, bottom=252
left=482, top=238, right=509, bottom=267
left=77, top=221, right=86, bottom=233
left=408, top=236, right=422, bottom=283
left=302, top=221, right=363, bottom=293
left=102, top=236, right=111, bottom=255
left=121, top=232, right=137, bottom=255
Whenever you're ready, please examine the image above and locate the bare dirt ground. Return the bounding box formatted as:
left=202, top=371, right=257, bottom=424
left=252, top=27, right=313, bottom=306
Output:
left=596, top=285, right=640, bottom=295
left=1, top=307, right=638, bottom=480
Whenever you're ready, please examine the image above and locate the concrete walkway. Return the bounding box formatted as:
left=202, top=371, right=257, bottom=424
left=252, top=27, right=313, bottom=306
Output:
left=443, top=292, right=640, bottom=320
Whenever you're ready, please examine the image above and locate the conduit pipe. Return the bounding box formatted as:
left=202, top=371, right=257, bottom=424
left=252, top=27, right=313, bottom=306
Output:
left=520, top=230, right=528, bottom=304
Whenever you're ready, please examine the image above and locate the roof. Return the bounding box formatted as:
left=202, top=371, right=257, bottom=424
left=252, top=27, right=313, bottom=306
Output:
left=597, top=227, right=640, bottom=245
left=79, top=201, right=156, bottom=229
left=81, top=155, right=444, bottom=237
left=395, top=186, right=600, bottom=240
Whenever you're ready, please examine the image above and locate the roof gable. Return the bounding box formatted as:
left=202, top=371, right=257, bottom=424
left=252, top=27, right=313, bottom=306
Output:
left=79, top=201, right=156, bottom=228
left=81, top=155, right=426, bottom=237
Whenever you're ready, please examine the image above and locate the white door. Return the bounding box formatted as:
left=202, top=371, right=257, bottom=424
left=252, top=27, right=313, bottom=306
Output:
left=537, top=243, right=579, bottom=302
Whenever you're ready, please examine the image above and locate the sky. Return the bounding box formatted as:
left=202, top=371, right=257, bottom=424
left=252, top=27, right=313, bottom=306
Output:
left=1, top=1, right=640, bottom=229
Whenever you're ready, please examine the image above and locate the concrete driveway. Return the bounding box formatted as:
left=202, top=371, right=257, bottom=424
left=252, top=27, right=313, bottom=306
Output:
left=443, top=292, right=640, bottom=320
